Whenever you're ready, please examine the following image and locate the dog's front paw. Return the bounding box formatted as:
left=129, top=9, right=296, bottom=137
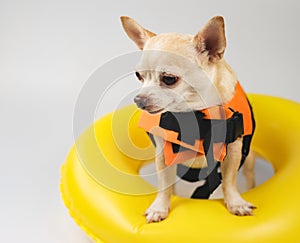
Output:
left=225, top=198, right=256, bottom=216
left=144, top=209, right=169, bottom=223
left=144, top=201, right=169, bottom=223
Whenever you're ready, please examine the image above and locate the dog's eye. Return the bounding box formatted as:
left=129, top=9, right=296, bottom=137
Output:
left=135, top=72, right=143, bottom=81
left=161, top=75, right=179, bottom=86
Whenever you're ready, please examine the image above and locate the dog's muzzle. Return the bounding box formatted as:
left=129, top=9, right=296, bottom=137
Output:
left=134, top=95, right=148, bottom=109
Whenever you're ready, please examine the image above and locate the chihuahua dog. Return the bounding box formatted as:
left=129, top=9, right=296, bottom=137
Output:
left=121, top=16, right=256, bottom=223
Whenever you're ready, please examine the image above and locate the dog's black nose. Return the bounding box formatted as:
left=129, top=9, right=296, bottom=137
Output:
left=134, top=95, right=148, bottom=109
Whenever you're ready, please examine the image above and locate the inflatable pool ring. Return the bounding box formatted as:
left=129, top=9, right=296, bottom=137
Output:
left=60, top=94, right=300, bottom=243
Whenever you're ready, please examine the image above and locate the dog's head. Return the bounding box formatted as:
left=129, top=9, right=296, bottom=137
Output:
left=121, top=16, right=235, bottom=114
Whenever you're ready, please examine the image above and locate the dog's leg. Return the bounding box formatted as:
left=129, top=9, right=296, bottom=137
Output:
left=145, top=136, right=176, bottom=223
left=242, top=150, right=256, bottom=190
left=221, top=138, right=256, bottom=216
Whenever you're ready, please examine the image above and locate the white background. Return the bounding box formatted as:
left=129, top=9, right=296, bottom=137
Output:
left=1, top=0, right=299, bottom=242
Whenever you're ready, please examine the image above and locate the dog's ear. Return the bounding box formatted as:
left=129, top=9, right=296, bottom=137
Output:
left=194, top=16, right=226, bottom=63
left=120, top=16, right=156, bottom=50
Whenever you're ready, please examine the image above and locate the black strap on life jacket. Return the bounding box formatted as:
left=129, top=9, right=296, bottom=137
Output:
left=176, top=134, right=253, bottom=199
left=148, top=102, right=254, bottom=199
left=159, top=110, right=244, bottom=152
left=176, top=102, right=255, bottom=199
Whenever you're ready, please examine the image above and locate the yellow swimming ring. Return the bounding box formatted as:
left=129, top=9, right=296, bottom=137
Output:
left=60, top=94, right=300, bottom=243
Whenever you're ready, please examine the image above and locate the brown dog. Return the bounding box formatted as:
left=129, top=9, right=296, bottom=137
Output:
left=121, top=16, right=256, bottom=223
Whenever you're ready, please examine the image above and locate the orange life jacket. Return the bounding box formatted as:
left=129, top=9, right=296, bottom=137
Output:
left=138, top=82, right=255, bottom=166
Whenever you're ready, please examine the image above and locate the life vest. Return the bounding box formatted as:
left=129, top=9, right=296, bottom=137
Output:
left=138, top=82, right=255, bottom=166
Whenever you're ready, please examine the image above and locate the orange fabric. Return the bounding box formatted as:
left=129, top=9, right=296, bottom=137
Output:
left=138, top=82, right=253, bottom=166
left=225, top=82, right=253, bottom=135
